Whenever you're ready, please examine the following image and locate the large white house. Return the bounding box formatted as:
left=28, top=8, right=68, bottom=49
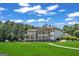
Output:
left=50, top=27, right=64, bottom=41
left=25, top=26, right=64, bottom=42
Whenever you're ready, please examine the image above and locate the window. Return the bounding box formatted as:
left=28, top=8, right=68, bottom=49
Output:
left=43, top=36, right=45, bottom=38
left=38, top=31, right=41, bottom=34
left=51, top=35, right=52, bottom=37
left=43, top=32, right=45, bottom=34
left=48, top=31, right=50, bottom=33
left=39, top=36, right=41, bottom=38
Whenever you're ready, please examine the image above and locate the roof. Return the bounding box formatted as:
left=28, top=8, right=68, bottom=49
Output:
left=27, top=29, right=37, bottom=32
left=52, top=26, right=64, bottom=31
left=27, top=26, right=64, bottom=32
left=46, top=27, right=53, bottom=30
left=39, top=27, right=52, bottom=30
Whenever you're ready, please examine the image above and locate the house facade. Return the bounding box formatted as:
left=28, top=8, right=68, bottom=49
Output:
left=50, top=27, right=64, bottom=41
left=26, top=29, right=37, bottom=41
left=25, top=26, right=64, bottom=42
left=36, top=27, right=52, bottom=41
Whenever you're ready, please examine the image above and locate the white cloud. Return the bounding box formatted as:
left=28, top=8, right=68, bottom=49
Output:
left=35, top=4, right=58, bottom=15
left=14, top=5, right=41, bottom=13
left=1, top=20, right=6, bottom=23
left=33, top=5, right=48, bottom=15
left=26, top=19, right=37, bottom=23
left=14, top=4, right=58, bottom=15
left=15, top=20, right=24, bottom=23
left=37, top=14, right=42, bottom=16
left=54, top=22, right=65, bottom=29
left=32, top=5, right=41, bottom=10
left=68, top=21, right=79, bottom=25
left=35, top=10, right=56, bottom=15
left=1, top=19, right=24, bottom=23
left=34, top=9, right=47, bottom=14
left=10, top=20, right=24, bottom=23
left=0, top=7, right=8, bottom=11
left=1, top=18, right=50, bottom=24
left=26, top=18, right=50, bottom=23
left=0, top=7, right=5, bottom=11
left=68, top=12, right=79, bottom=17
left=54, top=23, right=65, bottom=25
left=38, top=19, right=49, bottom=22
left=14, top=5, right=47, bottom=14
left=65, top=12, right=79, bottom=22
left=47, top=18, right=52, bottom=20
left=14, top=7, right=32, bottom=13
left=47, top=4, right=59, bottom=11
left=59, top=9, right=66, bottom=12
left=65, top=17, right=75, bottom=21
left=34, top=4, right=58, bottom=15
left=48, top=12, right=56, bottom=15
left=18, top=3, right=30, bottom=6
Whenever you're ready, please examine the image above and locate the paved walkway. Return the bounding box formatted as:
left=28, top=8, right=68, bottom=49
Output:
left=48, top=43, right=79, bottom=51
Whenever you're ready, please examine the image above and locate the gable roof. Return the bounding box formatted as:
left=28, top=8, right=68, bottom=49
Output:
left=27, top=29, right=37, bottom=32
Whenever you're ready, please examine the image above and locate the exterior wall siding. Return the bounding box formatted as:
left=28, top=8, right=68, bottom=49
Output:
left=26, top=27, right=64, bottom=41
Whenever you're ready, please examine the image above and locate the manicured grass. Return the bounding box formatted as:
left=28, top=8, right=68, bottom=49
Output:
left=54, top=41, right=79, bottom=48
left=0, top=42, right=79, bottom=56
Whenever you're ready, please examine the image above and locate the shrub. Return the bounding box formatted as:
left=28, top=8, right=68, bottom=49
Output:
left=77, top=38, right=79, bottom=41
left=73, top=30, right=79, bottom=37
left=62, top=36, right=77, bottom=41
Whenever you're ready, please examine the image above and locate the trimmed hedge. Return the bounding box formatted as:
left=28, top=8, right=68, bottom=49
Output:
left=62, top=36, right=79, bottom=41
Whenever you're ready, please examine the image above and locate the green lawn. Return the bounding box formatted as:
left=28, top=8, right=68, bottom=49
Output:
left=54, top=41, right=79, bottom=48
left=0, top=42, right=79, bottom=56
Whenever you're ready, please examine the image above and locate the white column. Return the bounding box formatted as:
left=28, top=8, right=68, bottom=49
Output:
left=33, top=35, right=35, bottom=41
left=30, top=35, right=31, bottom=41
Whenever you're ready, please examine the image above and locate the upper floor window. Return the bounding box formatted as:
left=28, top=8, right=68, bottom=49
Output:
left=39, top=31, right=41, bottom=34
left=48, top=31, right=50, bottom=33
left=43, top=36, right=45, bottom=38
left=42, top=32, right=45, bottom=34
left=51, top=35, right=52, bottom=37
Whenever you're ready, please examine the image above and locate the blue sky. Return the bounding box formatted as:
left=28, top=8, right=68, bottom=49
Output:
left=0, top=3, right=79, bottom=28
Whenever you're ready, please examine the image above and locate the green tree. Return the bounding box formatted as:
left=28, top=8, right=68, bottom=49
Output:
left=0, top=20, right=36, bottom=42
left=63, top=24, right=79, bottom=35
left=73, top=30, right=79, bottom=37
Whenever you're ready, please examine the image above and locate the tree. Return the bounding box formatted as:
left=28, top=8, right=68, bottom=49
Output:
left=73, top=30, right=79, bottom=37
left=0, top=20, right=35, bottom=42
left=63, top=24, right=79, bottom=36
